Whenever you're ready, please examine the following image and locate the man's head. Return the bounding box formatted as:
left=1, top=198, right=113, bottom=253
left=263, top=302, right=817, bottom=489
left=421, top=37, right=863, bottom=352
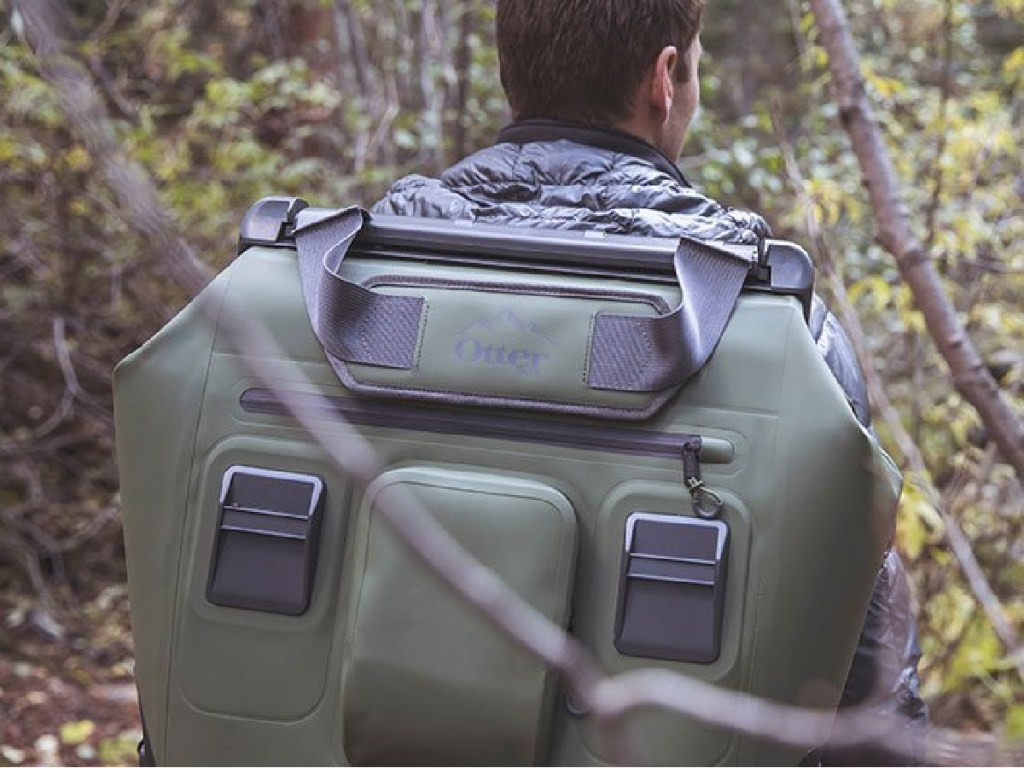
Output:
left=496, top=0, right=706, bottom=159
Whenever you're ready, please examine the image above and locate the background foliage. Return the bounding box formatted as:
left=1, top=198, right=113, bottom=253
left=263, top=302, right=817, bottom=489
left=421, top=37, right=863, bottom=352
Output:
left=0, top=0, right=1021, bottom=764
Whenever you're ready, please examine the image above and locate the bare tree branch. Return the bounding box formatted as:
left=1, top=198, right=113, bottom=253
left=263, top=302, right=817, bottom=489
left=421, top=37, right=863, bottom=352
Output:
left=771, top=103, right=1024, bottom=681
left=808, top=0, right=1024, bottom=485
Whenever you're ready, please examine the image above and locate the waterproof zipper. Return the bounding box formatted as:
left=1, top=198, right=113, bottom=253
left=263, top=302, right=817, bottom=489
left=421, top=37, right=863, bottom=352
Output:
left=239, top=389, right=732, bottom=515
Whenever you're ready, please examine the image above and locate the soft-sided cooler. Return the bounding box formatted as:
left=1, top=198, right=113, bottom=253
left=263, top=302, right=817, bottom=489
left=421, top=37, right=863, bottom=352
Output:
left=114, top=197, right=899, bottom=766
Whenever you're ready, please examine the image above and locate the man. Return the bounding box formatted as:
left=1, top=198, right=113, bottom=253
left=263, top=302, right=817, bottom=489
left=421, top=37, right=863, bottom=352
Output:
left=373, top=0, right=927, bottom=761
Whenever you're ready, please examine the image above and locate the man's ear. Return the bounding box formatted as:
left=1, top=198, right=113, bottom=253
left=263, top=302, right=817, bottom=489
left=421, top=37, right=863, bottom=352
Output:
left=649, top=45, right=678, bottom=122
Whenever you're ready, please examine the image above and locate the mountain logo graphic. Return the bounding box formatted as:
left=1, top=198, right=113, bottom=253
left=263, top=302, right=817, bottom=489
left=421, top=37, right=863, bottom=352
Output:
left=450, top=309, right=557, bottom=378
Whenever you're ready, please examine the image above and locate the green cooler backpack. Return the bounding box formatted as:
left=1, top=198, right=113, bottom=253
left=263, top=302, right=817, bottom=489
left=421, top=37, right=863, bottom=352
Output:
left=114, top=197, right=900, bottom=766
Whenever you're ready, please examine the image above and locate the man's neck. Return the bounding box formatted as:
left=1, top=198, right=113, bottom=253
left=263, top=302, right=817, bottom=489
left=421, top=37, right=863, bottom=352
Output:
left=613, top=115, right=659, bottom=152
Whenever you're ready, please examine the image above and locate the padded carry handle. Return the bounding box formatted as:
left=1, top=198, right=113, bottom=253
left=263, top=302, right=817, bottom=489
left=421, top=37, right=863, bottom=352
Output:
left=294, top=207, right=422, bottom=369
left=293, top=206, right=753, bottom=394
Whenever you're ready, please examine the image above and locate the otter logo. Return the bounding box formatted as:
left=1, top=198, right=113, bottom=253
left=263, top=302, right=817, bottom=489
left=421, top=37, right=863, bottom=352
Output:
left=451, top=309, right=556, bottom=378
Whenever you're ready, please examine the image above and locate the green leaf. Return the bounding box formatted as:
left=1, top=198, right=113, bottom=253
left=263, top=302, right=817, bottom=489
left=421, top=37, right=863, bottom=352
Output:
left=59, top=720, right=95, bottom=746
left=1007, top=704, right=1024, bottom=738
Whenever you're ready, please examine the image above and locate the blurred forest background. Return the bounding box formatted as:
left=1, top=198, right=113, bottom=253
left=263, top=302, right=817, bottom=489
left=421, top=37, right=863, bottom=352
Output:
left=0, top=0, right=1021, bottom=764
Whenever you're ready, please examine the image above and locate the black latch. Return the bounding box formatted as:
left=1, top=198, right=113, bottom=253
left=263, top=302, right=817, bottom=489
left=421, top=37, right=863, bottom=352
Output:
left=207, top=465, right=325, bottom=615
left=614, top=512, right=729, bottom=664
left=237, top=196, right=309, bottom=254
left=742, top=239, right=815, bottom=321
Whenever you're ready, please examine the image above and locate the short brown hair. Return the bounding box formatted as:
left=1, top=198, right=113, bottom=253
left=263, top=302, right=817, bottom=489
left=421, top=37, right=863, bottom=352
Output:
left=496, top=0, right=706, bottom=124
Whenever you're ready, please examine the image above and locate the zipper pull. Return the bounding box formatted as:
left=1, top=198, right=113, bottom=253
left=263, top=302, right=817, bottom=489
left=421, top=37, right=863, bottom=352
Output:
left=682, top=436, right=724, bottom=519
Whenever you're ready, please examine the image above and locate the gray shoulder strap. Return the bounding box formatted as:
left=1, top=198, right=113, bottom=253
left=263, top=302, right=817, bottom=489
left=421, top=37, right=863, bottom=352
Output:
left=293, top=207, right=751, bottom=395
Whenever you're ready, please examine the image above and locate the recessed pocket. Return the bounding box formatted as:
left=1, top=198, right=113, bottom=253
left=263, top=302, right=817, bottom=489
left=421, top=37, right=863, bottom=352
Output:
left=176, top=439, right=352, bottom=721
left=341, top=468, right=578, bottom=766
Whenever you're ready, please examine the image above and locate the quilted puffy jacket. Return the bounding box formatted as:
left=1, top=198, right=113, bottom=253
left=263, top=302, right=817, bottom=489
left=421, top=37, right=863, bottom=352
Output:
left=374, top=118, right=927, bottom=763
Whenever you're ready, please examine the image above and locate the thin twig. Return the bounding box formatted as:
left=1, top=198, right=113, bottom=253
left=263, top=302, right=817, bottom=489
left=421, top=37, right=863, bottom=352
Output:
left=52, top=316, right=82, bottom=400
left=16, top=319, right=78, bottom=442
left=84, top=0, right=137, bottom=121
left=0, top=515, right=55, bottom=612
left=86, top=0, right=130, bottom=44
left=924, top=0, right=956, bottom=254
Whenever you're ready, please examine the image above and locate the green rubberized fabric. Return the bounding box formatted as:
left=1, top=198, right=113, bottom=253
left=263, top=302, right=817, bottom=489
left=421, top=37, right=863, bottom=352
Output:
left=114, top=232, right=900, bottom=766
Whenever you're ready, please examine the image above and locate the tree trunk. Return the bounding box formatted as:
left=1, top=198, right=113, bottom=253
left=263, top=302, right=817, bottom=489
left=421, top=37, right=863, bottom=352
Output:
left=333, top=0, right=371, bottom=102
left=452, top=0, right=472, bottom=162
left=808, top=0, right=1024, bottom=484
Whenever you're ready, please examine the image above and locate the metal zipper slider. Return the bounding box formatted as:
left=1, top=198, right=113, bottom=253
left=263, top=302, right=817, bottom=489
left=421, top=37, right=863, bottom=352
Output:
left=681, top=436, right=724, bottom=519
